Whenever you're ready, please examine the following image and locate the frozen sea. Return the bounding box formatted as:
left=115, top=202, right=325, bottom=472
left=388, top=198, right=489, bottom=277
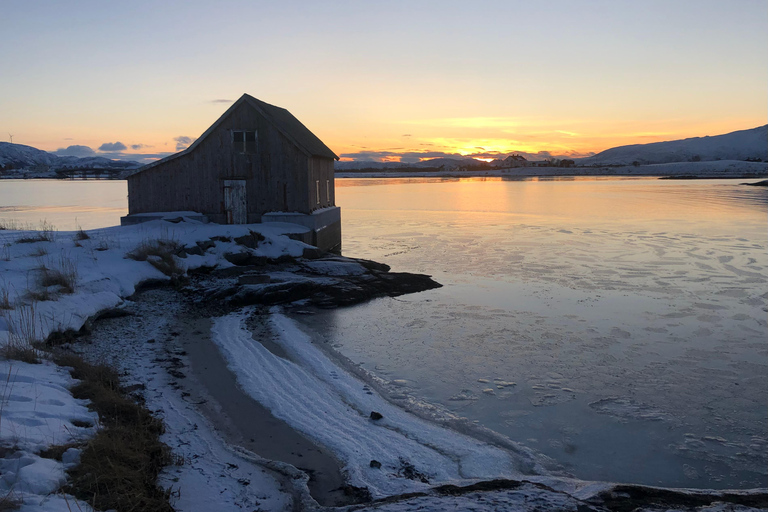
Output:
left=295, top=177, right=768, bottom=490
left=1, top=177, right=766, bottom=490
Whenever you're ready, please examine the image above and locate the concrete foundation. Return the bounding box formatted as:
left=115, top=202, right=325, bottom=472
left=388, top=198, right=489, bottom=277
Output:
left=120, top=206, right=342, bottom=252
left=262, top=207, right=341, bottom=252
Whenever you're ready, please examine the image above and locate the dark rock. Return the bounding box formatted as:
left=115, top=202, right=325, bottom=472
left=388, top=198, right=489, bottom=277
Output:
left=354, top=258, right=391, bottom=272
left=589, top=483, right=768, bottom=512
left=196, top=240, right=216, bottom=251
left=211, top=235, right=232, bottom=243
left=340, top=485, right=372, bottom=503
left=234, top=231, right=264, bottom=249
left=369, top=460, right=382, bottom=469
left=397, top=457, right=429, bottom=484
left=225, top=252, right=267, bottom=266
left=302, top=247, right=324, bottom=259
left=270, top=254, right=297, bottom=265
left=229, top=281, right=319, bottom=307
left=238, top=274, right=271, bottom=285
left=185, top=244, right=204, bottom=256
left=174, top=246, right=187, bottom=259
left=369, top=411, right=383, bottom=421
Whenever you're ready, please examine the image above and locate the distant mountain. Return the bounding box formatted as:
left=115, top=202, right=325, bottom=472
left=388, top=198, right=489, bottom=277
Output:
left=580, top=125, right=768, bottom=166
left=0, top=142, right=141, bottom=172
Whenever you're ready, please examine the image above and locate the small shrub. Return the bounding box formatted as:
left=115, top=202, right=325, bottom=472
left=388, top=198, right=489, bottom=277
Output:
left=74, top=228, right=90, bottom=241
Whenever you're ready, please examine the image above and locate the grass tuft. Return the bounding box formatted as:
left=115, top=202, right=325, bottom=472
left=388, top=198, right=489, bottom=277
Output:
left=0, top=490, right=20, bottom=511
left=0, top=344, right=41, bottom=364
left=36, top=254, right=78, bottom=295
left=74, top=228, right=90, bottom=241
left=15, top=220, right=56, bottom=244
left=0, top=284, right=12, bottom=310
left=127, top=239, right=184, bottom=276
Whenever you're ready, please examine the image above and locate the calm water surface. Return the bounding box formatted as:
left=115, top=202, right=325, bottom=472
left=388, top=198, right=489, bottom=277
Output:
left=2, top=177, right=766, bottom=489
left=306, top=177, right=767, bottom=489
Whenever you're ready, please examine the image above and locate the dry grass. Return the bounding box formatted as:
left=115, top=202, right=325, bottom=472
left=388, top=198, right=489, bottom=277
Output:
left=0, top=219, right=20, bottom=231
left=53, top=353, right=175, bottom=512
left=0, top=491, right=20, bottom=511
left=3, top=302, right=37, bottom=342
left=0, top=344, right=41, bottom=364
left=36, top=253, right=78, bottom=296
left=1, top=301, right=41, bottom=362
left=15, top=220, right=56, bottom=244
left=0, top=283, right=12, bottom=310
left=74, top=228, right=90, bottom=241
left=127, top=239, right=184, bottom=277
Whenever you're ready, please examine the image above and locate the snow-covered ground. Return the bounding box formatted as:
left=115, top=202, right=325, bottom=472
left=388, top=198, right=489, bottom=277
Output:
left=1, top=217, right=766, bottom=511
left=0, top=217, right=314, bottom=509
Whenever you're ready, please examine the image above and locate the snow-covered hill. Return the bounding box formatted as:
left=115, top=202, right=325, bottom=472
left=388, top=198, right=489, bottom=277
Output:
left=0, top=142, right=141, bottom=172
left=581, top=125, right=767, bottom=166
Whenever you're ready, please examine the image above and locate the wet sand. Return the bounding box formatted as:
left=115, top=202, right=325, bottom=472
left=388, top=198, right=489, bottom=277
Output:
left=170, top=313, right=351, bottom=507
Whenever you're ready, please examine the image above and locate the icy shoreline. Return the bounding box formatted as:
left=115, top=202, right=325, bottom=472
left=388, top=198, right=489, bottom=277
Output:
left=1, top=218, right=766, bottom=510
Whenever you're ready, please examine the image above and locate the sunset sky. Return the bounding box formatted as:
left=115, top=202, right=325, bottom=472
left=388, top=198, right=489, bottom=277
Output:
left=1, top=0, right=766, bottom=163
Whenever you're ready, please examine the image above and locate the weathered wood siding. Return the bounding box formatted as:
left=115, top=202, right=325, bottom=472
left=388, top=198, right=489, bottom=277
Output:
left=127, top=101, right=316, bottom=221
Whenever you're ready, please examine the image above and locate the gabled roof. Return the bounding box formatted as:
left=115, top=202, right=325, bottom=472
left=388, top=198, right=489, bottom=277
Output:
left=133, top=94, right=338, bottom=175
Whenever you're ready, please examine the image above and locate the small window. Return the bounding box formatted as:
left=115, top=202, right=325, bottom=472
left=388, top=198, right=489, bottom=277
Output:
left=316, top=180, right=320, bottom=205
left=326, top=180, right=330, bottom=204
left=233, top=130, right=257, bottom=154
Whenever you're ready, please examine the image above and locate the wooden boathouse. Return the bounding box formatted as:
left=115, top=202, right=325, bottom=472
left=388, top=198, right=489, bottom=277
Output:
left=122, top=93, right=341, bottom=251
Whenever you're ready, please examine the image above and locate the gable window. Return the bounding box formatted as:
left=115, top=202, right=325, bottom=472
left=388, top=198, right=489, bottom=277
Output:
left=316, top=180, right=321, bottom=204
left=233, top=130, right=257, bottom=154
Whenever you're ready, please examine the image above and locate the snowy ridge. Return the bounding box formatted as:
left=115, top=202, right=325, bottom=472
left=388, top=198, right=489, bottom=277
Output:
left=209, top=309, right=543, bottom=498
left=581, top=125, right=768, bottom=165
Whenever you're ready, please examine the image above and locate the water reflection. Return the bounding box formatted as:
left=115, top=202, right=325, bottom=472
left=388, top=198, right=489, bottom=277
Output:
left=300, top=177, right=768, bottom=489
left=0, top=179, right=128, bottom=230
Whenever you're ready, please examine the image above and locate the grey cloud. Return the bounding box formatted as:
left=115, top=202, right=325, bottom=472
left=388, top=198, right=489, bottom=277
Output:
left=210, top=99, right=233, bottom=104
left=98, top=141, right=127, bottom=152
left=131, top=143, right=151, bottom=150
left=53, top=145, right=96, bottom=157
left=174, top=136, right=195, bottom=151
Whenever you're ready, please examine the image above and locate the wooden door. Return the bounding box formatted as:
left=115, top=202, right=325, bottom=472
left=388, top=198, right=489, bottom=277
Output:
left=223, top=179, right=247, bottom=224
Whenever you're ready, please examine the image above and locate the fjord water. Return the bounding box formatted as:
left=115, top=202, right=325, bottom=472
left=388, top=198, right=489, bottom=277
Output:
left=302, top=177, right=767, bottom=489
left=2, top=177, right=766, bottom=489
